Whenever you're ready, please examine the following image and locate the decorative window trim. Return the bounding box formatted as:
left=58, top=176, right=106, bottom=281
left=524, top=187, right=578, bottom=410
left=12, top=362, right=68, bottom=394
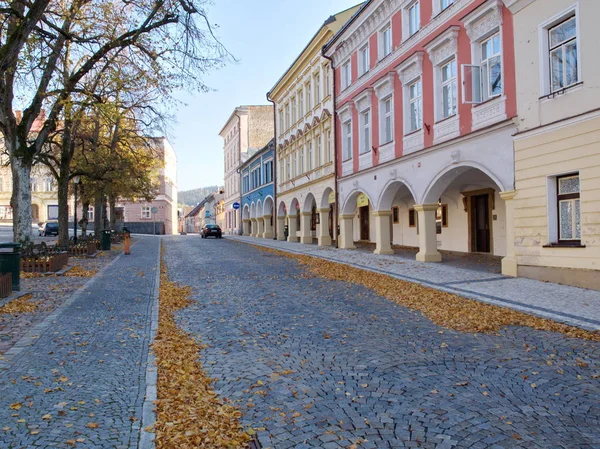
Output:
left=353, top=88, right=373, bottom=113
left=433, top=0, right=455, bottom=18
left=538, top=3, right=581, bottom=97
left=424, top=25, right=460, bottom=67
left=373, top=72, right=395, bottom=100
left=341, top=59, right=352, bottom=91
left=379, top=22, right=393, bottom=61
left=463, top=0, right=503, bottom=43
left=397, top=52, right=424, bottom=138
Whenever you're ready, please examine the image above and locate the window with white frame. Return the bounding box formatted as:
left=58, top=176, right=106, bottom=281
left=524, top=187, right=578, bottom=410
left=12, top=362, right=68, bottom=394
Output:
left=380, top=25, right=392, bottom=59
left=342, top=120, right=352, bottom=160
left=285, top=103, right=290, bottom=130
left=408, top=1, right=420, bottom=37
left=557, top=174, right=581, bottom=242
left=325, top=65, right=331, bottom=97
left=141, top=206, right=151, bottom=219
left=87, top=206, right=94, bottom=221
left=316, top=134, right=322, bottom=167
left=298, top=89, right=304, bottom=117
left=291, top=97, right=297, bottom=124
left=360, top=109, right=371, bottom=154
left=306, top=82, right=312, bottom=111
left=314, top=73, right=321, bottom=104
left=326, top=130, right=332, bottom=163
left=292, top=152, right=297, bottom=178
left=264, top=160, right=273, bottom=183
left=307, top=141, right=313, bottom=171
left=278, top=110, right=284, bottom=132
left=408, top=79, right=422, bottom=132
left=441, top=0, right=454, bottom=10
left=549, top=16, right=578, bottom=93
left=286, top=156, right=291, bottom=180
left=359, top=44, right=369, bottom=76
left=380, top=96, right=393, bottom=144
left=462, top=32, right=502, bottom=104
left=441, top=59, right=457, bottom=119
left=341, top=60, right=351, bottom=90
left=299, top=146, right=305, bottom=174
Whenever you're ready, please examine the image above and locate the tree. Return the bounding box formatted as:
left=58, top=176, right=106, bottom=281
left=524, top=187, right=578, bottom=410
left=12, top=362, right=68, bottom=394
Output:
left=0, top=0, right=229, bottom=243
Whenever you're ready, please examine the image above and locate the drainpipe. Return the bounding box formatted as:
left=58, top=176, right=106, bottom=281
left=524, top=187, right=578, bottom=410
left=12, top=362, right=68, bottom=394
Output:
left=322, top=50, right=339, bottom=247
left=266, top=93, right=277, bottom=240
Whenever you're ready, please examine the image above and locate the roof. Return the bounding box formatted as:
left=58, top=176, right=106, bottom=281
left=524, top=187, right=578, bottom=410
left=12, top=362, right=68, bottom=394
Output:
left=322, top=1, right=371, bottom=55
left=239, top=138, right=275, bottom=171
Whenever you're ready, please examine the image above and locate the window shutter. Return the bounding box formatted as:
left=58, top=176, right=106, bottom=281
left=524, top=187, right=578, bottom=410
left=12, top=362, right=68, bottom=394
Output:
left=461, top=64, right=482, bottom=104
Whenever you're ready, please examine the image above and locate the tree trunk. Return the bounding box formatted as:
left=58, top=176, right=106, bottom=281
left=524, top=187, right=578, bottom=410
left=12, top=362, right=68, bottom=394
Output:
left=102, top=197, right=109, bottom=230
left=81, top=201, right=89, bottom=236
left=109, top=195, right=116, bottom=230
left=57, top=172, right=70, bottom=246
left=94, top=195, right=103, bottom=234
left=9, top=155, right=33, bottom=244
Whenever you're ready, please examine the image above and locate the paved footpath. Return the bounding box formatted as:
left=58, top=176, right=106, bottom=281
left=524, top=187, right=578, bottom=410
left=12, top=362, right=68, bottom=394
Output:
left=229, top=236, right=600, bottom=332
left=165, top=236, right=600, bottom=449
left=0, top=237, right=159, bottom=449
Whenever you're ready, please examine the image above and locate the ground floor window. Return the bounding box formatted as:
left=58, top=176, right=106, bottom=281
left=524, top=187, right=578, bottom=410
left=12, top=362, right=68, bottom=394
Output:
left=47, top=205, right=59, bottom=220
left=557, top=174, right=580, bottom=242
left=436, top=204, right=448, bottom=234
left=0, top=206, right=12, bottom=220
left=392, top=206, right=399, bottom=224
left=141, top=206, right=151, bottom=219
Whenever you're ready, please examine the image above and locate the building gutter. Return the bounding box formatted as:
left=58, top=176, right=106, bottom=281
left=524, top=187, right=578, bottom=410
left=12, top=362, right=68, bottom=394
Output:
left=321, top=50, right=339, bottom=247
left=266, top=93, right=277, bottom=239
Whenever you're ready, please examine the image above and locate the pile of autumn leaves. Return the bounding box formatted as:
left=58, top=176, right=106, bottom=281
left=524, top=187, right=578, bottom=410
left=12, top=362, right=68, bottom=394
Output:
left=154, top=254, right=250, bottom=449
left=253, top=245, right=600, bottom=342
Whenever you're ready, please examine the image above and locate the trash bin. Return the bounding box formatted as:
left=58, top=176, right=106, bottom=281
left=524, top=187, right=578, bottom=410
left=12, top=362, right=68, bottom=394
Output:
left=0, top=242, right=21, bottom=291
left=284, top=225, right=289, bottom=240
left=101, top=230, right=112, bottom=251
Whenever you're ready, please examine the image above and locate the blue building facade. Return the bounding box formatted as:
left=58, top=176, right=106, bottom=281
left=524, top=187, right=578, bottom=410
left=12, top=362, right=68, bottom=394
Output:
left=240, top=138, right=275, bottom=238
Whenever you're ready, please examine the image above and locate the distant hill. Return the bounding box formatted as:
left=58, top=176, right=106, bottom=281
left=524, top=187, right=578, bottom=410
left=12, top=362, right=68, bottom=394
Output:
left=178, top=186, right=221, bottom=206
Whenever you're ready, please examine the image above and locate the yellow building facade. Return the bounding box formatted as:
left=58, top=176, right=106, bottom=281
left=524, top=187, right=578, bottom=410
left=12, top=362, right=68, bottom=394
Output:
left=505, top=0, right=600, bottom=288
left=268, top=5, right=362, bottom=246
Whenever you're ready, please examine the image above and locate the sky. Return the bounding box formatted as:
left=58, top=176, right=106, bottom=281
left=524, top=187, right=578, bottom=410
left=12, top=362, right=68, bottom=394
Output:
left=171, top=0, right=363, bottom=192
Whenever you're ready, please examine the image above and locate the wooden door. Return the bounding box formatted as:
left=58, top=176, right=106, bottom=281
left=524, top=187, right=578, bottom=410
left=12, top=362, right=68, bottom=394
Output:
left=359, top=206, right=370, bottom=241
left=328, top=205, right=334, bottom=239
left=471, top=194, right=490, bottom=253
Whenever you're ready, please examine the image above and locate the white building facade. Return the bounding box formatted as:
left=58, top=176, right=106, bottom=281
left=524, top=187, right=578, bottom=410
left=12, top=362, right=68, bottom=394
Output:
left=324, top=0, right=519, bottom=269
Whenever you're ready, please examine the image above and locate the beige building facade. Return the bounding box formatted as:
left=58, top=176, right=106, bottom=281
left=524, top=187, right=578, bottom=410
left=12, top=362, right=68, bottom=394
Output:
left=219, top=106, right=273, bottom=235
left=269, top=5, right=361, bottom=246
left=505, top=0, right=600, bottom=288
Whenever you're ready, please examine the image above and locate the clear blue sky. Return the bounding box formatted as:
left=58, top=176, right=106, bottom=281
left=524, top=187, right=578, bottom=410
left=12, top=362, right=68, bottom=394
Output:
left=171, top=0, right=362, bottom=192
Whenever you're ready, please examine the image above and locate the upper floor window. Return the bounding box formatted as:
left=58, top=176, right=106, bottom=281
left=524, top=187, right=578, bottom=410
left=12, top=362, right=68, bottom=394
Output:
left=380, top=96, right=393, bottom=144
left=441, top=59, right=457, bottom=119
left=360, top=109, right=371, bottom=154
left=481, top=33, right=502, bottom=101
left=441, top=0, right=453, bottom=10
left=342, top=120, right=352, bottom=161
left=299, top=147, right=305, bottom=174
left=341, top=60, right=351, bottom=90
left=408, top=79, right=422, bottom=132
left=314, top=73, right=321, bottom=104
left=325, top=65, right=332, bottom=97
left=286, top=156, right=291, bottom=180
left=326, top=130, right=332, bottom=163
left=264, top=160, right=273, bottom=183
left=278, top=110, right=284, bottom=132
left=408, top=2, right=420, bottom=37
left=292, top=152, right=297, bottom=178
left=316, top=135, right=322, bottom=167
left=285, top=103, right=290, bottom=130
left=306, top=82, right=312, bottom=111
left=298, top=89, right=304, bottom=117
left=359, top=44, right=369, bottom=76
left=307, top=141, right=313, bottom=171
left=549, top=16, right=578, bottom=93
left=380, top=25, right=392, bottom=59
left=291, top=97, right=297, bottom=124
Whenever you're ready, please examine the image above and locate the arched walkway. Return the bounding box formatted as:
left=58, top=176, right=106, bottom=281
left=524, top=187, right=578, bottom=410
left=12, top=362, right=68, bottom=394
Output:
left=339, top=190, right=374, bottom=249
left=318, top=188, right=335, bottom=246
left=300, top=194, right=317, bottom=244
left=242, top=205, right=250, bottom=236
left=262, top=196, right=274, bottom=239
left=288, top=198, right=300, bottom=243
left=276, top=201, right=287, bottom=241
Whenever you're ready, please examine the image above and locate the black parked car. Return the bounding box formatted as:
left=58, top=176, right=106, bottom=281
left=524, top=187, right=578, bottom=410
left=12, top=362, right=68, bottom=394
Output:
left=39, top=220, right=59, bottom=236
left=201, top=224, right=222, bottom=239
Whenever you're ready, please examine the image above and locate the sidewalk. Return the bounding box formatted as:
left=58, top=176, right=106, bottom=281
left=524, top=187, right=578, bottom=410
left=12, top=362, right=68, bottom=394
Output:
left=0, top=237, right=160, bottom=449
left=229, top=236, right=600, bottom=331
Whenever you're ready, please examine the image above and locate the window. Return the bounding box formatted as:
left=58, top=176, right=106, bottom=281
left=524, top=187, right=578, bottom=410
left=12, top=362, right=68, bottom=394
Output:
left=549, top=16, right=578, bottom=93
left=441, top=59, right=457, bottom=119
left=306, top=82, right=312, bottom=111
left=441, top=0, right=454, bottom=10
left=359, top=44, right=369, bottom=76
left=292, top=152, right=297, bottom=178
left=285, top=104, right=290, bottom=130
left=392, top=206, right=399, bottom=224
left=243, top=174, right=249, bottom=193
left=342, top=121, right=352, bottom=160
left=264, top=160, right=273, bottom=183
left=298, top=89, right=304, bottom=117
left=307, top=142, right=313, bottom=172
left=286, top=157, right=291, bottom=180
left=87, top=206, right=94, bottom=221
left=325, top=65, right=331, bottom=97
left=408, top=2, right=420, bottom=36
left=314, top=73, right=321, bottom=104
left=291, top=97, right=297, bottom=124
left=326, top=130, right=332, bottom=163
left=436, top=204, right=448, bottom=234
left=462, top=32, right=502, bottom=104
left=342, top=61, right=351, bottom=90
left=408, top=209, right=416, bottom=227
left=44, top=177, right=55, bottom=192
left=380, top=25, right=392, bottom=59
left=557, top=174, right=581, bottom=242
left=380, top=96, right=393, bottom=144
left=360, top=109, right=371, bottom=154
left=316, top=135, right=322, bottom=167
left=0, top=206, right=12, bottom=220
left=408, top=79, right=422, bottom=132
left=299, top=147, right=305, bottom=174
left=142, top=206, right=151, bottom=219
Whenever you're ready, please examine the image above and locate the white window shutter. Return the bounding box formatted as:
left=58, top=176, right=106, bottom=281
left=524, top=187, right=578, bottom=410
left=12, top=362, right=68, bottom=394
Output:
left=461, top=64, right=482, bottom=104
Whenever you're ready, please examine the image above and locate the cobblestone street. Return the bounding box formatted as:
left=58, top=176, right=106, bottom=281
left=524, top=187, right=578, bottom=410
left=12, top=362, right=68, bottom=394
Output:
left=165, top=236, right=600, bottom=449
left=0, top=238, right=159, bottom=449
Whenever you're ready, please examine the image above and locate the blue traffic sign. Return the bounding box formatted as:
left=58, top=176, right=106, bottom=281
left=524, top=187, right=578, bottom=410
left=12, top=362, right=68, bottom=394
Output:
left=232, top=202, right=240, bottom=210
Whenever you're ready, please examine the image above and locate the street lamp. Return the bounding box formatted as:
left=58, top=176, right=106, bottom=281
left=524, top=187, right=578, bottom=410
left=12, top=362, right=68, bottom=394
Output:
left=73, top=176, right=81, bottom=243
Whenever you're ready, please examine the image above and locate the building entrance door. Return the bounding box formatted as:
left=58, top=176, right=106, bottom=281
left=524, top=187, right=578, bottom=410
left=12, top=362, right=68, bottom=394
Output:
left=471, top=194, right=490, bottom=253
left=359, top=206, right=369, bottom=241
left=328, top=205, right=334, bottom=239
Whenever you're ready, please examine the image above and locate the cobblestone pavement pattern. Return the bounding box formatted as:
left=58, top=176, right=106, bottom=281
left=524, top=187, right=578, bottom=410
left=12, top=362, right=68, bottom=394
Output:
left=229, top=236, right=600, bottom=331
left=0, top=237, right=159, bottom=449
left=165, top=236, right=600, bottom=449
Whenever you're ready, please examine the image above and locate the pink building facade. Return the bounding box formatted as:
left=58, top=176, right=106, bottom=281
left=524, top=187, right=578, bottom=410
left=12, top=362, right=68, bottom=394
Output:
left=324, top=0, right=519, bottom=274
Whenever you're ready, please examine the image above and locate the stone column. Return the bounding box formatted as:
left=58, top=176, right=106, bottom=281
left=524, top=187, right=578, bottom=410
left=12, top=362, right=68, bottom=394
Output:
left=500, top=190, right=518, bottom=277
left=287, top=213, right=299, bottom=242
left=373, top=210, right=394, bottom=255
left=317, top=208, right=332, bottom=246
left=263, top=215, right=274, bottom=239
left=250, top=218, right=257, bottom=237
left=300, top=212, right=312, bottom=244
left=242, top=219, right=250, bottom=236
left=414, top=204, right=442, bottom=262
left=338, top=214, right=356, bottom=249
left=257, top=217, right=265, bottom=238
left=277, top=216, right=286, bottom=241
